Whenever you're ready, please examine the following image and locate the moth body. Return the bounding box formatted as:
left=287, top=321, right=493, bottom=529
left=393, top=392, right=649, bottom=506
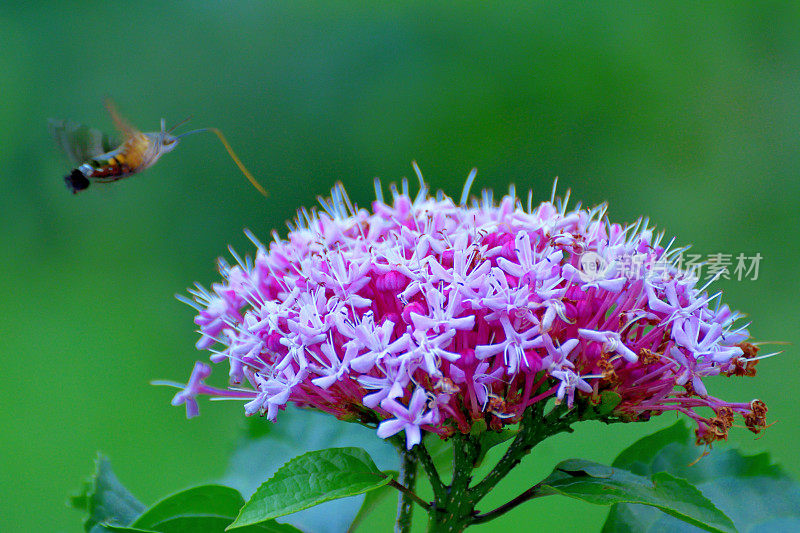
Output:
left=51, top=99, right=268, bottom=197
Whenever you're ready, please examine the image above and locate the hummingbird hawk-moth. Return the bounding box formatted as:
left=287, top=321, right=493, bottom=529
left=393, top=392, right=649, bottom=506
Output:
left=49, top=100, right=267, bottom=196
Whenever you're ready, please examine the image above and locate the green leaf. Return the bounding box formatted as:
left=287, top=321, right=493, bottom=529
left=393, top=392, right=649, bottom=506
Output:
left=222, top=407, right=397, bottom=533
left=107, top=517, right=301, bottom=533
left=422, top=432, right=454, bottom=476
left=130, top=485, right=244, bottom=530
left=127, top=484, right=301, bottom=533
left=605, top=421, right=800, bottom=532
left=422, top=425, right=519, bottom=479
left=541, top=458, right=735, bottom=533
left=70, top=455, right=146, bottom=532
left=101, top=484, right=301, bottom=533
left=100, top=527, right=157, bottom=533
left=347, top=471, right=398, bottom=532
left=475, top=428, right=519, bottom=468
left=72, top=461, right=302, bottom=533
left=611, top=420, right=693, bottom=473
left=229, top=447, right=392, bottom=529
left=592, top=391, right=622, bottom=416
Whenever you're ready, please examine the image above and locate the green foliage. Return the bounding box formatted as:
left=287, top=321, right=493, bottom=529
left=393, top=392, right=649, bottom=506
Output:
left=423, top=423, right=519, bottom=477
left=347, top=471, right=398, bottom=533
left=129, top=485, right=244, bottom=530
left=105, top=517, right=300, bottom=533
left=229, top=447, right=392, bottom=529
left=474, top=428, right=519, bottom=469
left=70, top=455, right=145, bottom=533
left=73, top=410, right=401, bottom=533
left=70, top=420, right=800, bottom=533
left=422, top=432, right=455, bottom=477
left=541, top=459, right=735, bottom=533
left=71, top=457, right=300, bottom=533
left=604, top=421, right=800, bottom=532
left=592, top=391, right=623, bottom=417
left=222, top=409, right=397, bottom=532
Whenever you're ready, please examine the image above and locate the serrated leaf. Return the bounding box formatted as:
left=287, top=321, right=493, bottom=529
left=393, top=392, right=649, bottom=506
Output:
left=605, top=421, right=800, bottom=532
left=106, top=516, right=301, bottom=533
left=541, top=458, right=735, bottom=533
left=222, top=407, right=397, bottom=533
left=229, top=447, right=392, bottom=529
left=130, top=485, right=244, bottom=529
left=70, top=455, right=146, bottom=532
left=347, top=471, right=398, bottom=532
left=114, top=484, right=301, bottom=533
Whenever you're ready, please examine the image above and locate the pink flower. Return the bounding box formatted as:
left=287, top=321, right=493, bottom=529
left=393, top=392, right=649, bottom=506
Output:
left=377, top=387, right=436, bottom=449
left=167, top=172, right=770, bottom=447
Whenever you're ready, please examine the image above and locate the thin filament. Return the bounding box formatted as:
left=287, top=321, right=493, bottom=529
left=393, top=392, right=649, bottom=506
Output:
left=177, top=127, right=268, bottom=197
left=209, top=128, right=268, bottom=198
left=168, top=115, right=194, bottom=133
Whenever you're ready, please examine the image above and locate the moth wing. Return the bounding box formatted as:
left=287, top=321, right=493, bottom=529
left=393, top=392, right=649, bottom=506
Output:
left=104, top=98, right=141, bottom=140
left=48, top=119, right=118, bottom=164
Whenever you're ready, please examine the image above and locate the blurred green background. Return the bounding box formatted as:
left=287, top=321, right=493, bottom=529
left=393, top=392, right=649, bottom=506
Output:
left=2, top=2, right=799, bottom=531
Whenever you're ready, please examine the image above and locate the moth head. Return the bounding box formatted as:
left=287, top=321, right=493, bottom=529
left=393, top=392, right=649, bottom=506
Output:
left=159, top=131, right=180, bottom=153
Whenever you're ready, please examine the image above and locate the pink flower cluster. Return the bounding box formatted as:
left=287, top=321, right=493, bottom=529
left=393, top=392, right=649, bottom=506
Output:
left=169, top=174, right=768, bottom=448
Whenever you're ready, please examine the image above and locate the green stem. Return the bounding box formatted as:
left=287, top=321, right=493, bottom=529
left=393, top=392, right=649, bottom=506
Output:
left=388, top=479, right=429, bottom=510
left=422, top=405, right=580, bottom=531
left=395, top=447, right=419, bottom=533
left=426, top=433, right=480, bottom=532
left=414, top=441, right=447, bottom=506
left=469, top=405, right=575, bottom=504
left=470, top=480, right=549, bottom=524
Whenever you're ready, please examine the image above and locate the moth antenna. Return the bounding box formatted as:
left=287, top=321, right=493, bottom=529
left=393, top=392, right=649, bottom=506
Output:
left=176, top=127, right=268, bottom=197
left=168, top=115, right=193, bottom=133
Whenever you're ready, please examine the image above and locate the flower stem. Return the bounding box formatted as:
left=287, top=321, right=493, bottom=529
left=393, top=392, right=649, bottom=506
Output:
left=470, top=481, right=548, bottom=524
left=426, top=433, right=481, bottom=532
left=414, top=442, right=447, bottom=505
left=421, top=404, right=581, bottom=531
left=395, top=447, right=420, bottom=533
left=469, top=404, right=576, bottom=503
